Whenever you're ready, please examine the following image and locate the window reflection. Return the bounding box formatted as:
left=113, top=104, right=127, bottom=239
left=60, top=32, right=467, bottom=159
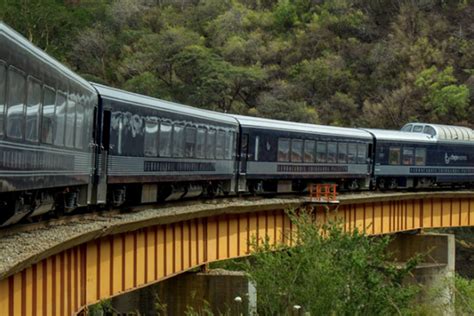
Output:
left=278, top=138, right=290, bottom=162
left=42, top=87, right=55, bottom=144
left=54, top=92, right=67, bottom=146
left=159, top=122, right=171, bottom=157
left=6, top=67, right=26, bottom=139
left=144, top=121, right=159, bottom=157
left=26, top=77, right=41, bottom=142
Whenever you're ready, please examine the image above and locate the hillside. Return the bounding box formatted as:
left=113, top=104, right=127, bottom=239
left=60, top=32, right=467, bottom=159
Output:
left=1, top=0, right=472, bottom=128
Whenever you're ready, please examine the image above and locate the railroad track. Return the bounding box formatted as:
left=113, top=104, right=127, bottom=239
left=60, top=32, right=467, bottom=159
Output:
left=0, top=209, right=123, bottom=238
left=0, top=194, right=276, bottom=238
left=1, top=188, right=469, bottom=238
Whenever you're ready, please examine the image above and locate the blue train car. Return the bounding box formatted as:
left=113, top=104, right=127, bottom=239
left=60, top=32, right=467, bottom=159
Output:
left=230, top=115, right=373, bottom=193
left=92, top=84, right=239, bottom=205
left=366, top=128, right=474, bottom=188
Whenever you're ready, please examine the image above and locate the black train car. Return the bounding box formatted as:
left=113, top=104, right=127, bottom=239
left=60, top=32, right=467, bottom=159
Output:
left=91, top=84, right=239, bottom=205
left=230, top=115, right=373, bottom=193
left=0, top=22, right=97, bottom=225
left=367, top=126, right=474, bottom=189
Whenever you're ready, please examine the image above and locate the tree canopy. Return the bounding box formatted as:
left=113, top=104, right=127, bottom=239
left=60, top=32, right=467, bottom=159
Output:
left=2, top=0, right=472, bottom=128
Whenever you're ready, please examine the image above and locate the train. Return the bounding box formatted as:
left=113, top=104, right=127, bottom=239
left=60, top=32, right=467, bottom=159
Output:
left=1, top=22, right=474, bottom=226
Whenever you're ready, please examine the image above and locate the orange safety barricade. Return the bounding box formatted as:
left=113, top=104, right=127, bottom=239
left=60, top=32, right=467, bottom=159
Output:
left=308, top=183, right=337, bottom=202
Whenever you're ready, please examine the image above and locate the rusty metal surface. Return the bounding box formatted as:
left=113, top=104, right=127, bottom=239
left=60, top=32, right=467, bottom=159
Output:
left=0, top=191, right=473, bottom=315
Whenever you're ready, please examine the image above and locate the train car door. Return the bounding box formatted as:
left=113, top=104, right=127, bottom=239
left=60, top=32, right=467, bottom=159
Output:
left=238, top=133, right=248, bottom=192
left=96, top=110, right=111, bottom=204
left=87, top=106, right=98, bottom=204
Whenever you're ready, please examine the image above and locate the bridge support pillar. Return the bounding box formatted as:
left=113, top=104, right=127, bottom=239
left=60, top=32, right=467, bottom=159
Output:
left=110, top=269, right=256, bottom=315
left=387, top=232, right=455, bottom=313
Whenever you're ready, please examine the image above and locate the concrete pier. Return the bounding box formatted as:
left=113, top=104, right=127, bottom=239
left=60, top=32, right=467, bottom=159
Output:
left=110, top=269, right=256, bottom=315
left=387, top=232, right=455, bottom=313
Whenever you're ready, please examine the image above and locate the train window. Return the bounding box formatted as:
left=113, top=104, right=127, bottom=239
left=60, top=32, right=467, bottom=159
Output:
left=402, top=147, right=414, bottom=165
left=389, top=147, right=400, bottom=165
left=348, top=143, right=357, bottom=163
left=65, top=95, right=76, bottom=148
left=316, top=142, right=327, bottom=163
left=42, top=87, right=55, bottom=144
left=54, top=92, right=67, bottom=146
left=327, top=142, right=337, bottom=163
left=304, top=140, right=315, bottom=163
left=172, top=124, right=185, bottom=157
left=6, top=67, right=26, bottom=139
left=291, top=139, right=303, bottom=162
left=0, top=61, right=6, bottom=136
left=196, top=127, right=206, bottom=158
left=185, top=126, right=197, bottom=158
left=423, top=126, right=436, bottom=137
left=75, top=103, right=84, bottom=149
left=25, top=77, right=42, bottom=142
left=216, top=130, right=226, bottom=159
left=231, top=131, right=237, bottom=159
left=413, top=125, right=423, bottom=133
left=338, top=143, right=347, bottom=164
left=144, top=121, right=159, bottom=157
left=357, top=144, right=367, bottom=164
left=159, top=122, right=172, bottom=157
left=415, top=148, right=426, bottom=166
left=278, top=138, right=290, bottom=162
left=206, top=129, right=216, bottom=159
left=254, top=136, right=260, bottom=161
left=225, top=131, right=234, bottom=160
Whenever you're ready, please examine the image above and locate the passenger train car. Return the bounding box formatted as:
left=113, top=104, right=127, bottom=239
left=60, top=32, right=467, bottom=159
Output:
left=398, top=123, right=474, bottom=186
left=92, top=83, right=239, bottom=206
left=1, top=21, right=474, bottom=227
left=229, top=115, right=373, bottom=193
left=0, top=22, right=97, bottom=225
left=364, top=129, right=437, bottom=189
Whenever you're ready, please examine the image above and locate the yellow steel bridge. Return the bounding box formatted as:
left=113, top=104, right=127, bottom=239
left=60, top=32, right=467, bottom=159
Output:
left=0, top=191, right=473, bottom=315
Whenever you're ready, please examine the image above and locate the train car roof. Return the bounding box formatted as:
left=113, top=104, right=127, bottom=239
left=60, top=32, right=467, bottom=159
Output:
left=363, top=129, right=436, bottom=143
left=229, top=114, right=372, bottom=139
left=0, top=22, right=94, bottom=92
left=92, top=83, right=239, bottom=126
left=401, top=122, right=474, bottom=142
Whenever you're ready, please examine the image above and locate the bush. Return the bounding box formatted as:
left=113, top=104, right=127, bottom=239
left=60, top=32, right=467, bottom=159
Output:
left=242, top=209, right=419, bottom=315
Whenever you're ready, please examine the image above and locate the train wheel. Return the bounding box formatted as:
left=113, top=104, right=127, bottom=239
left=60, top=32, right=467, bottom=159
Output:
left=349, top=180, right=360, bottom=191
left=377, top=178, right=386, bottom=190
left=389, top=178, right=398, bottom=189
left=206, top=184, right=217, bottom=198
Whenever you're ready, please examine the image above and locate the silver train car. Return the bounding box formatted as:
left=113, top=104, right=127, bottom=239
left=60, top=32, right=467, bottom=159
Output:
left=0, top=22, right=97, bottom=225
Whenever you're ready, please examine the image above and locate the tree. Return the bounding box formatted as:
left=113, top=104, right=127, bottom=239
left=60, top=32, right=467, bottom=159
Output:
left=319, top=92, right=359, bottom=126
left=251, top=80, right=319, bottom=123
left=69, top=25, right=115, bottom=81
left=174, top=45, right=265, bottom=112
left=290, top=56, right=355, bottom=109
left=119, top=26, right=203, bottom=95
left=243, top=210, right=419, bottom=315
left=415, top=66, right=470, bottom=123
left=273, top=0, right=298, bottom=32
left=0, top=0, right=103, bottom=60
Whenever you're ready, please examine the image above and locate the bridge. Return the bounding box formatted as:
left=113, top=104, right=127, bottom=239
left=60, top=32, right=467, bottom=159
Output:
left=0, top=191, right=473, bottom=315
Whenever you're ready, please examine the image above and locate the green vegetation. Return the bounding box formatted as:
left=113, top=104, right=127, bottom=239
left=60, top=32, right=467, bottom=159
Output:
left=242, top=211, right=420, bottom=315
left=1, top=0, right=472, bottom=128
